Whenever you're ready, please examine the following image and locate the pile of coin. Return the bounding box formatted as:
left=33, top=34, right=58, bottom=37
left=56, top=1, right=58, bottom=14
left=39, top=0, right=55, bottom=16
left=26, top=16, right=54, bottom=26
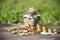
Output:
left=7, top=25, right=35, bottom=36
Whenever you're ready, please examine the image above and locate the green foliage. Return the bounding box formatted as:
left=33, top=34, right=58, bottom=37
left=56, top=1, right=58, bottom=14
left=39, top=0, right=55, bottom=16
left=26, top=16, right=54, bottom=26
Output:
left=0, top=0, right=60, bottom=25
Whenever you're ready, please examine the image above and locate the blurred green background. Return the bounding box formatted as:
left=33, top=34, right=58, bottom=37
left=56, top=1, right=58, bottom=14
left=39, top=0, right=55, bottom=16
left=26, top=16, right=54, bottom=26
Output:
left=0, top=0, right=60, bottom=25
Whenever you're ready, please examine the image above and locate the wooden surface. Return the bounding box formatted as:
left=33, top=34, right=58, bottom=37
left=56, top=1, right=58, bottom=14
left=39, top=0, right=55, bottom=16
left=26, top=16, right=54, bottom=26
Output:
left=0, top=24, right=60, bottom=40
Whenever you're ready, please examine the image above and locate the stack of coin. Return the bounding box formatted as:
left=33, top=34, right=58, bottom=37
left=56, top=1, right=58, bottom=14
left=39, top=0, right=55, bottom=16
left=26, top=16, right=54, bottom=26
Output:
left=48, top=28, right=53, bottom=33
left=42, top=26, right=47, bottom=32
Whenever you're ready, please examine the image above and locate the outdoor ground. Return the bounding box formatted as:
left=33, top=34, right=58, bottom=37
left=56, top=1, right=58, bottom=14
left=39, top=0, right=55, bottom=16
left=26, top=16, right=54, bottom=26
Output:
left=0, top=24, right=60, bottom=40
